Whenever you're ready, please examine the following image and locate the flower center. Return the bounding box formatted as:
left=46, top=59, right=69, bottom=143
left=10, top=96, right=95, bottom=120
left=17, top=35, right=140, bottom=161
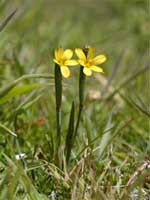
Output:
left=58, top=57, right=66, bottom=66
left=86, top=59, right=94, bottom=68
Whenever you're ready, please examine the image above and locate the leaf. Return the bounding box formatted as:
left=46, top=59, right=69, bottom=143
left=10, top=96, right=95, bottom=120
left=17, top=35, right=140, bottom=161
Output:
left=0, top=73, right=53, bottom=98
left=0, top=83, right=49, bottom=105
left=65, top=102, right=75, bottom=163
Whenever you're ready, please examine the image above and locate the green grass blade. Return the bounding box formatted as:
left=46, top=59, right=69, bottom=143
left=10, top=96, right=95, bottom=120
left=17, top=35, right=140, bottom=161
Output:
left=0, top=73, right=53, bottom=98
left=0, top=123, right=17, bottom=136
left=0, top=83, right=50, bottom=105
left=98, top=107, right=114, bottom=158
left=3, top=154, right=49, bottom=200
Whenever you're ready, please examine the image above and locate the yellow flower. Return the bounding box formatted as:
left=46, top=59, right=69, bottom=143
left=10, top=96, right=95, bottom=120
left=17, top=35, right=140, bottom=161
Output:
left=75, top=47, right=107, bottom=76
left=53, top=48, right=78, bottom=78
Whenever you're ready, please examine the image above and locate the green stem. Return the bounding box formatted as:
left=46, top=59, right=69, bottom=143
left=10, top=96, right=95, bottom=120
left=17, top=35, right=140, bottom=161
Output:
left=74, top=66, right=86, bottom=138
left=74, top=46, right=89, bottom=139
left=54, top=64, right=62, bottom=157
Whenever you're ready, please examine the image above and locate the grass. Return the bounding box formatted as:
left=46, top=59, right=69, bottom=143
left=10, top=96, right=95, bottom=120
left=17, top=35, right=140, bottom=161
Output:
left=0, top=0, right=149, bottom=199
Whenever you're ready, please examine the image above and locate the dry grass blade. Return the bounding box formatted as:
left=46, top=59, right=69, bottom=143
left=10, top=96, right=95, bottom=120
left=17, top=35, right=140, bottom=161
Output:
left=120, top=160, right=150, bottom=199
left=0, top=9, right=17, bottom=32
left=101, top=49, right=125, bottom=95
left=119, top=93, right=150, bottom=118
left=75, top=126, right=115, bottom=160
left=106, top=65, right=150, bottom=100
left=129, top=98, right=150, bottom=118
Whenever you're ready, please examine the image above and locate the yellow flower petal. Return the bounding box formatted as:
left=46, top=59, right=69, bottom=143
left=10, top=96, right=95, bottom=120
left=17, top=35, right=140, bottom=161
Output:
left=75, top=48, right=86, bottom=60
left=61, top=66, right=70, bottom=78
left=53, top=59, right=60, bottom=65
left=87, top=48, right=94, bottom=59
left=63, top=49, right=73, bottom=60
left=93, top=55, right=107, bottom=65
left=65, top=60, right=78, bottom=66
left=78, top=59, right=86, bottom=67
left=83, top=67, right=92, bottom=76
left=91, top=65, right=104, bottom=73
left=57, top=48, right=64, bottom=59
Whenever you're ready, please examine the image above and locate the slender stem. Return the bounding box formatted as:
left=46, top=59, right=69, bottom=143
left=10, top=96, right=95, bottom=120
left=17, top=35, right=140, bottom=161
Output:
left=74, top=105, right=82, bottom=138
left=74, top=66, right=85, bottom=138
left=56, top=109, right=61, bottom=147
left=54, top=65, right=62, bottom=157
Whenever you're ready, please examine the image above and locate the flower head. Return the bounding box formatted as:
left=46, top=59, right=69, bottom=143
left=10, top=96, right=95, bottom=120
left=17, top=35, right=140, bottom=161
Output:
left=75, top=47, right=107, bottom=76
left=53, top=48, right=78, bottom=78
